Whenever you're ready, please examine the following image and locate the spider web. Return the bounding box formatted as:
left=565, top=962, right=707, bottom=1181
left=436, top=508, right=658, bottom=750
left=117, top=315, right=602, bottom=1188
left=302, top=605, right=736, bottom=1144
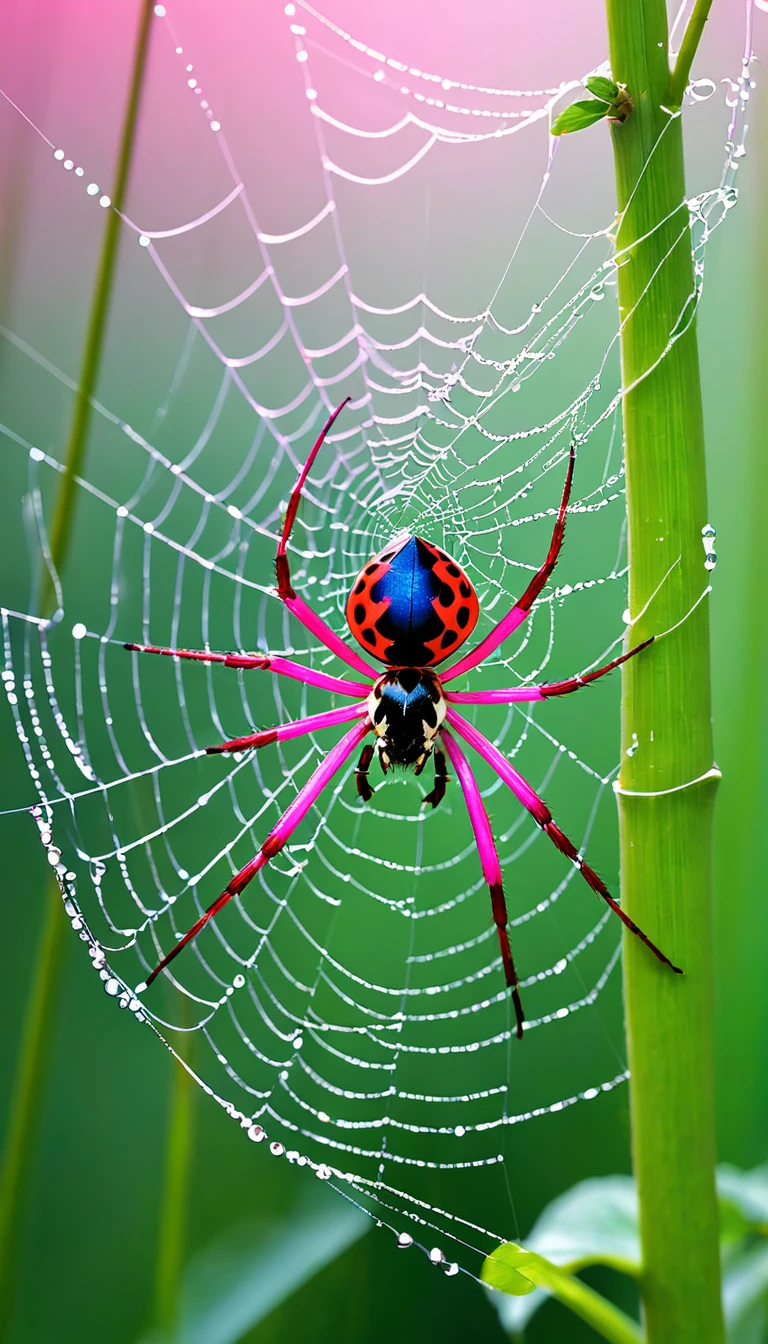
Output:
left=0, top=0, right=752, bottom=1281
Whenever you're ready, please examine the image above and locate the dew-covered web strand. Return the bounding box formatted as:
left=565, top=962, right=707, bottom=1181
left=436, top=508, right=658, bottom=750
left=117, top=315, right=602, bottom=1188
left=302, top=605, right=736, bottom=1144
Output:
left=0, top=0, right=753, bottom=1274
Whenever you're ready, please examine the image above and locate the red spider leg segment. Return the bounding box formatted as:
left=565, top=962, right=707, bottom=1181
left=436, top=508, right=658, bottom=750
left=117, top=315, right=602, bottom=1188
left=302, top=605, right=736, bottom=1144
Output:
left=440, top=448, right=575, bottom=684
left=444, top=639, right=654, bottom=705
left=445, top=708, right=683, bottom=975
left=124, top=643, right=369, bottom=698
left=137, top=718, right=371, bottom=991
left=441, top=727, right=525, bottom=1039
left=206, top=700, right=368, bottom=754
left=274, top=398, right=378, bottom=680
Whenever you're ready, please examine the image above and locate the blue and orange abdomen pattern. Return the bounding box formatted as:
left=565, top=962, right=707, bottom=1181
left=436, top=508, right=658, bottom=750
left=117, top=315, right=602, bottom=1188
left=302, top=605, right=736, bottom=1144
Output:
left=345, top=535, right=479, bottom=666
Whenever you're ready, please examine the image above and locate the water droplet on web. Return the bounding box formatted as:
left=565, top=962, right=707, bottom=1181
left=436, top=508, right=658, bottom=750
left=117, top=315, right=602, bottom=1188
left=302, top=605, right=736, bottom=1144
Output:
left=104, top=978, right=121, bottom=997
left=429, top=1247, right=445, bottom=1265
left=454, top=1124, right=466, bottom=1137
left=316, top=1163, right=332, bottom=1180
left=397, top=1232, right=413, bottom=1249
left=444, top=1262, right=460, bottom=1277
left=701, top=522, right=717, bottom=570
left=233, top=973, right=245, bottom=988
left=626, top=733, right=639, bottom=758
left=270, top=1141, right=285, bottom=1157
left=589, top=286, right=605, bottom=301
left=248, top=1124, right=266, bottom=1142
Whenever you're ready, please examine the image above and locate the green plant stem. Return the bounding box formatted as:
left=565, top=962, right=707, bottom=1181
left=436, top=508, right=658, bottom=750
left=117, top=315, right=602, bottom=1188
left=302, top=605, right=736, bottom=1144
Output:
left=527, top=1262, right=642, bottom=1344
left=485, top=1249, right=642, bottom=1344
left=666, top=0, right=714, bottom=110
left=606, top=2, right=723, bottom=1343
left=154, top=1049, right=196, bottom=1339
left=0, top=5, right=156, bottom=1337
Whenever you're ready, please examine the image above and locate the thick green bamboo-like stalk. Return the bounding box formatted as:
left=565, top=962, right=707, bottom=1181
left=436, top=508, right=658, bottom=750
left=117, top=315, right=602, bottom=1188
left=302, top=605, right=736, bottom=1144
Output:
left=0, top=5, right=155, bottom=1337
left=606, top=2, right=723, bottom=1342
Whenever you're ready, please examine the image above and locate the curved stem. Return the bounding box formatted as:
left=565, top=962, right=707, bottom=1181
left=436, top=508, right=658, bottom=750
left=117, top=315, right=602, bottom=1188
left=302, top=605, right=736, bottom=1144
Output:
left=484, top=1247, right=642, bottom=1344
left=526, top=1257, right=642, bottom=1344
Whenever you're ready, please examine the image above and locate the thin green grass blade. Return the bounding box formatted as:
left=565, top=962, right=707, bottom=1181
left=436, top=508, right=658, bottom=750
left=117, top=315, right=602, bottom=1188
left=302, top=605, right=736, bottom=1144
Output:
left=0, top=6, right=156, bottom=1336
left=711, top=79, right=768, bottom=1166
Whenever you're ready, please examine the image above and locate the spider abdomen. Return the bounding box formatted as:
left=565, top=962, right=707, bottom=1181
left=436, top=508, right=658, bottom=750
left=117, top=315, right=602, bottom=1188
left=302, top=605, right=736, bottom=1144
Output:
left=346, top=535, right=479, bottom=666
left=367, top=668, right=446, bottom=770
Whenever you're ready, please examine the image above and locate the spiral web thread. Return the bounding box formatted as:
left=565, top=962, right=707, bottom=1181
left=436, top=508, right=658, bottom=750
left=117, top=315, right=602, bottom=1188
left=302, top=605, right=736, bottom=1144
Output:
left=0, top=0, right=752, bottom=1281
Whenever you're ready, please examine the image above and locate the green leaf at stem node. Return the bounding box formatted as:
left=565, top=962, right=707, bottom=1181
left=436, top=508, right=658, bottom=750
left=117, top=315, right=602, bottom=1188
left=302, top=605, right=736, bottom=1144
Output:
left=551, top=99, right=613, bottom=136
left=585, top=75, right=620, bottom=101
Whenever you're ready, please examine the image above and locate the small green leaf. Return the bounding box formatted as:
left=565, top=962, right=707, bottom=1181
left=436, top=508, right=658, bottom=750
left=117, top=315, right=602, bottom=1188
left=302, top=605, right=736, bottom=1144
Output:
left=486, top=1170, right=762, bottom=1337
left=481, top=1243, right=537, bottom=1297
left=483, top=1243, right=643, bottom=1344
left=551, top=99, right=611, bottom=136
left=585, top=75, right=620, bottom=103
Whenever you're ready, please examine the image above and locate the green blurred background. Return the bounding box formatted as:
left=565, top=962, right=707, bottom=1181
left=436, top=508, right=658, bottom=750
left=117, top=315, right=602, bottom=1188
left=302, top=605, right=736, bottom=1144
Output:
left=0, top=1, right=765, bottom=1341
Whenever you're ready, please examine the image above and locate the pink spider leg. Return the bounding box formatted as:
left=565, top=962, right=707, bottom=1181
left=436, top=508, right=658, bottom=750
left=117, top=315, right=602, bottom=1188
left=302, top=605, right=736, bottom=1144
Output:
left=441, top=726, right=525, bottom=1038
left=445, top=638, right=653, bottom=706
left=206, top=700, right=368, bottom=754
left=274, top=397, right=379, bottom=680
left=445, top=707, right=683, bottom=974
left=440, top=447, right=575, bottom=684
left=137, top=718, right=371, bottom=991
left=124, top=642, right=370, bottom=697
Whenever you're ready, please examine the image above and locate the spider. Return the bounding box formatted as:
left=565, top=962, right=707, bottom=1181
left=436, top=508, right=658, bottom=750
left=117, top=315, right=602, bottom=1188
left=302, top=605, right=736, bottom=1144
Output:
left=126, top=397, right=682, bottom=1036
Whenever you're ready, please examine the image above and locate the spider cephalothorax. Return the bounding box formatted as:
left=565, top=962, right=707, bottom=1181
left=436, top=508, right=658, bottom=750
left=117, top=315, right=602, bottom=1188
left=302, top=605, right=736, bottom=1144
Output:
left=127, top=396, right=683, bottom=1039
left=365, top=667, right=446, bottom=775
